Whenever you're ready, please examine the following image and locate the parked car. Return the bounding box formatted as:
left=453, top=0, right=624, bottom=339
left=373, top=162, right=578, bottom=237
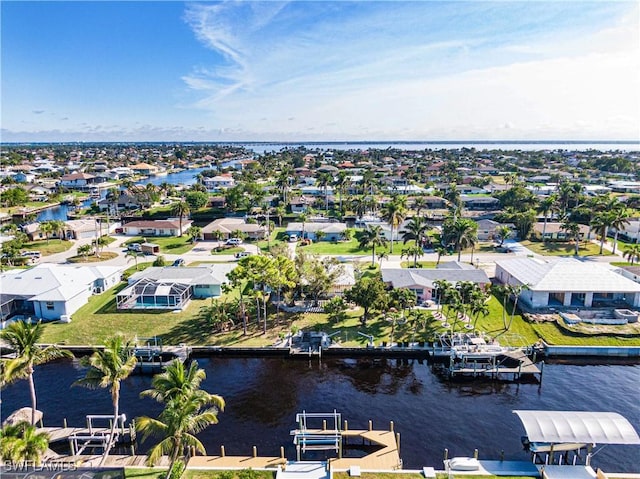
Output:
left=226, top=238, right=243, bottom=245
left=288, top=234, right=298, bottom=243
left=234, top=251, right=251, bottom=259
left=127, top=243, right=142, bottom=252
left=172, top=258, right=185, bottom=267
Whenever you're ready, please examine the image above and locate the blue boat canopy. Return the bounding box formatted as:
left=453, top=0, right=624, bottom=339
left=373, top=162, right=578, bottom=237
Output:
left=513, top=410, right=640, bottom=445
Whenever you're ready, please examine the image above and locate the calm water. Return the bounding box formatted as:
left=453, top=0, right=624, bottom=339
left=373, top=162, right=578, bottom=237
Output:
left=2, top=357, right=639, bottom=472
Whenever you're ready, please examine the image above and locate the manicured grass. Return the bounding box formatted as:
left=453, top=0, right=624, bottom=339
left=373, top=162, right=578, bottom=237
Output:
left=520, top=240, right=611, bottom=256
left=22, top=239, right=73, bottom=256
left=400, top=261, right=439, bottom=268
left=126, top=469, right=275, bottom=479
left=67, top=252, right=119, bottom=263
left=124, top=236, right=194, bottom=254
left=211, top=246, right=243, bottom=255
left=299, top=238, right=390, bottom=256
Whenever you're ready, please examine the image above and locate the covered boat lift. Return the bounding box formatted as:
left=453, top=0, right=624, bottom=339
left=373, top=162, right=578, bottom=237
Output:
left=514, top=410, right=640, bottom=477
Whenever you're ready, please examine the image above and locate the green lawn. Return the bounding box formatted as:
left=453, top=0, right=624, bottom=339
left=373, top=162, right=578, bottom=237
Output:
left=124, top=236, right=194, bottom=254
left=211, top=246, right=243, bottom=255
left=400, top=261, right=439, bottom=268
left=520, top=240, right=611, bottom=256
left=126, top=469, right=275, bottom=479
left=67, top=251, right=119, bottom=263
left=298, top=237, right=399, bottom=256
left=22, top=239, right=73, bottom=256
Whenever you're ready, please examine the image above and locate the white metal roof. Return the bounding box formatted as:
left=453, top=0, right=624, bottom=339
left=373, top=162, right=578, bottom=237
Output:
left=513, top=410, right=640, bottom=445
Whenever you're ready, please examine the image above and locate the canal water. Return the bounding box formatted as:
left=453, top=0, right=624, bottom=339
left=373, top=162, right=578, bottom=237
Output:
left=2, top=357, right=639, bottom=472
left=35, top=168, right=208, bottom=222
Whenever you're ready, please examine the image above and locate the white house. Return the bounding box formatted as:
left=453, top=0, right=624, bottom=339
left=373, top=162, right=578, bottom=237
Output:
left=495, top=257, right=640, bottom=309
left=59, top=172, right=97, bottom=189
left=0, top=264, right=122, bottom=322
left=122, top=219, right=193, bottom=237
left=202, top=175, right=235, bottom=192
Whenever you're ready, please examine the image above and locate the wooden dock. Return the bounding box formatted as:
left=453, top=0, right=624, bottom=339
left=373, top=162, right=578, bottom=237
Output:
left=188, top=454, right=287, bottom=469
left=442, top=349, right=543, bottom=381
left=330, top=429, right=401, bottom=471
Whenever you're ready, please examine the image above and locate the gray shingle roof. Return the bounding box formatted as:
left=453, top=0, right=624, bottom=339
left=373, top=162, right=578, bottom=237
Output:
left=381, top=267, right=489, bottom=289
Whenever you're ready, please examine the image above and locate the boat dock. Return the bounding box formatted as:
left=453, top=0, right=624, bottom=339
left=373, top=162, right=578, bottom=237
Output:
left=444, top=348, right=543, bottom=381
left=133, top=337, right=191, bottom=373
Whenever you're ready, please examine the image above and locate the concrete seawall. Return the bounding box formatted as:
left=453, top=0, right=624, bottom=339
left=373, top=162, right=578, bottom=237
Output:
left=544, top=344, right=640, bottom=358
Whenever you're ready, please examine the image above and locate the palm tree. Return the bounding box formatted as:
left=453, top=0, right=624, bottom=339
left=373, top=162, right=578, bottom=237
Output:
left=443, top=217, right=478, bottom=262
left=334, top=171, right=349, bottom=215
left=494, top=225, right=512, bottom=246
left=624, top=243, right=640, bottom=265
left=537, top=195, right=557, bottom=240
left=413, top=197, right=428, bottom=216
left=381, top=196, right=408, bottom=254
left=172, top=202, right=191, bottom=237
left=401, top=216, right=429, bottom=248
left=298, top=212, right=308, bottom=240
left=610, top=204, right=631, bottom=254
left=317, top=172, right=333, bottom=214
left=377, top=250, right=389, bottom=266
left=136, top=361, right=224, bottom=479
left=401, top=244, right=424, bottom=268
left=74, top=334, right=137, bottom=465
left=78, top=243, right=92, bottom=260
left=1, top=321, right=71, bottom=425
left=591, top=211, right=615, bottom=255
left=560, top=219, right=582, bottom=256
left=39, top=221, right=55, bottom=244
left=126, top=249, right=143, bottom=270
left=274, top=205, right=286, bottom=227
left=187, top=225, right=203, bottom=243
left=0, top=421, right=50, bottom=466
left=358, top=225, right=388, bottom=267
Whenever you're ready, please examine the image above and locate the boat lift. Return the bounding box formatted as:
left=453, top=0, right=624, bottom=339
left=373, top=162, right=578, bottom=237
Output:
left=68, top=414, right=127, bottom=455
left=292, top=410, right=342, bottom=461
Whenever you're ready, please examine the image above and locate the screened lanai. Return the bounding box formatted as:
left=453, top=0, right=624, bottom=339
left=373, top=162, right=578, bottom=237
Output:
left=116, top=278, right=192, bottom=310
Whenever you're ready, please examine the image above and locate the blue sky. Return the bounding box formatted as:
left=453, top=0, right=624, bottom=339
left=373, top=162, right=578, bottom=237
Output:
left=2, top=1, right=639, bottom=142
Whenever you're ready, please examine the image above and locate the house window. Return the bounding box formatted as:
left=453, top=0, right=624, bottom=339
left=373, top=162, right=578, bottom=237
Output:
left=46, top=302, right=54, bottom=310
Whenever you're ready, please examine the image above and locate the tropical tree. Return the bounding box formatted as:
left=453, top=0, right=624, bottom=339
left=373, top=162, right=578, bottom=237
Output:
left=324, top=296, right=349, bottom=324
left=358, top=225, right=388, bottom=267
left=126, top=249, right=143, bottom=270
left=74, top=334, right=138, bottom=465
left=0, top=421, right=49, bottom=466
left=494, top=225, right=512, bottom=247
left=560, top=219, right=582, bottom=256
left=334, top=171, right=349, bottom=215
left=591, top=211, right=615, bottom=255
left=377, top=250, right=389, bottom=266
left=1, top=320, right=71, bottom=425
left=172, top=202, right=191, bottom=237
left=413, top=197, right=428, bottom=216
left=317, top=172, right=333, bottom=213
left=39, top=221, right=55, bottom=244
left=537, top=194, right=558, bottom=240
left=496, top=284, right=529, bottom=332
left=624, top=243, right=640, bottom=265
left=187, top=225, right=203, bottom=243
left=610, top=204, right=631, bottom=254
left=344, top=275, right=388, bottom=325
left=401, top=244, right=424, bottom=268
left=443, top=217, right=478, bottom=262
left=381, top=196, right=408, bottom=253
left=136, top=361, right=224, bottom=479
left=77, top=243, right=92, bottom=259
left=401, top=216, right=430, bottom=247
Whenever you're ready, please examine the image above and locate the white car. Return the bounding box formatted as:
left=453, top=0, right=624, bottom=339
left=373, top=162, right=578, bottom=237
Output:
left=226, top=237, right=243, bottom=245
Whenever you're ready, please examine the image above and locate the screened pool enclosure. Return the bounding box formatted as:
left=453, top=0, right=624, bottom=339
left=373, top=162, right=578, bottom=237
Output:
left=116, top=278, right=192, bottom=310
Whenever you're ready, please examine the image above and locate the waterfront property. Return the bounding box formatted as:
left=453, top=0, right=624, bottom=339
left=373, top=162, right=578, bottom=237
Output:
left=116, top=264, right=237, bottom=310
left=121, top=218, right=193, bottom=237
left=0, top=264, right=122, bottom=322
left=495, top=257, right=640, bottom=308
left=202, top=217, right=267, bottom=240
left=285, top=222, right=348, bottom=241
left=381, top=262, right=490, bottom=302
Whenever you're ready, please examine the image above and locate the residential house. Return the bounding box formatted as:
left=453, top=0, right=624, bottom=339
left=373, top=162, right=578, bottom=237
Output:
left=202, top=174, right=235, bottom=192
left=130, top=163, right=158, bottom=175
left=609, top=220, right=640, bottom=243
left=495, top=257, right=640, bottom=308
left=475, top=219, right=516, bottom=241
left=460, top=195, right=500, bottom=210
left=122, top=219, right=193, bottom=237
left=0, top=264, right=121, bottom=322
left=531, top=222, right=592, bottom=241
left=285, top=222, right=347, bottom=241
left=381, top=262, right=490, bottom=302
left=116, top=264, right=237, bottom=310
left=59, top=172, right=97, bottom=189
left=202, top=218, right=267, bottom=241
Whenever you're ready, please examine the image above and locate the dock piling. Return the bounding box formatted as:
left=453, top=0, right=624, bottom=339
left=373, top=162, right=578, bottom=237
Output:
left=390, top=420, right=394, bottom=432
left=253, top=446, right=257, bottom=458
left=444, top=448, right=449, bottom=461
left=220, top=445, right=225, bottom=457
left=368, top=420, right=372, bottom=431
left=473, top=448, right=478, bottom=459
left=280, top=446, right=285, bottom=459
left=63, top=418, right=67, bottom=428
left=344, top=420, right=348, bottom=431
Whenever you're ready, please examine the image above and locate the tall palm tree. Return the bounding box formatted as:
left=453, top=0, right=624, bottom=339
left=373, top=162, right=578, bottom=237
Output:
left=413, top=197, right=428, bottom=216
left=0, top=421, right=50, bottom=466
left=172, top=202, right=191, bottom=237
left=126, top=249, right=143, bottom=270
left=443, top=217, right=478, bottom=262
left=537, top=194, right=557, bottom=240
left=358, top=225, right=388, bottom=267
left=136, top=361, right=224, bottom=479
left=316, top=172, right=333, bottom=214
left=381, top=196, right=407, bottom=254
left=298, top=212, right=308, bottom=240
left=334, top=171, right=349, bottom=215
left=1, top=321, right=71, bottom=424
left=401, top=244, right=424, bottom=268
left=560, top=219, right=582, bottom=256
left=610, top=204, right=631, bottom=254
left=187, top=225, right=203, bottom=243
left=494, top=225, right=512, bottom=246
left=591, top=211, right=615, bottom=255
left=401, top=216, right=430, bottom=248
left=74, top=334, right=138, bottom=465
left=39, top=221, right=55, bottom=244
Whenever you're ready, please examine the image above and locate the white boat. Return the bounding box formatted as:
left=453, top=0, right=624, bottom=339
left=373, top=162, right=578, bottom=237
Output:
left=446, top=456, right=480, bottom=471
